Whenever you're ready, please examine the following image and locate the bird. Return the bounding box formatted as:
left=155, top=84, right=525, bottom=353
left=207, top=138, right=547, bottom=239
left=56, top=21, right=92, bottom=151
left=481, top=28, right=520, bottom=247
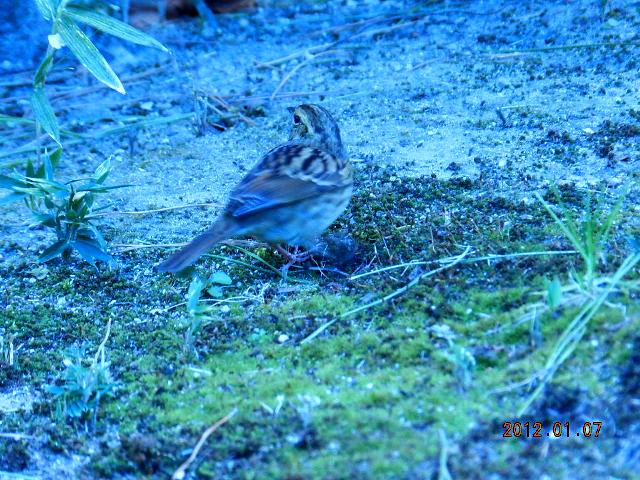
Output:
left=158, top=104, right=353, bottom=274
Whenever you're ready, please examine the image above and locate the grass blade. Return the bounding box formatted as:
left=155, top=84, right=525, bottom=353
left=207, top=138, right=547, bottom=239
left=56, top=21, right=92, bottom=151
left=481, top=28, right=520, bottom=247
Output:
left=64, top=7, right=169, bottom=52
left=535, top=192, right=586, bottom=260
left=39, top=239, right=69, bottom=262
left=34, top=0, right=56, bottom=20
left=518, top=251, right=640, bottom=415
left=30, top=88, right=60, bottom=145
left=57, top=16, right=125, bottom=94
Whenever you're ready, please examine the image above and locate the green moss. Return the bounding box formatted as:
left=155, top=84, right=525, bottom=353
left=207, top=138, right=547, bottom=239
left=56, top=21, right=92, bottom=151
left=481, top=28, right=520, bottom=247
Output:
left=1, top=166, right=638, bottom=478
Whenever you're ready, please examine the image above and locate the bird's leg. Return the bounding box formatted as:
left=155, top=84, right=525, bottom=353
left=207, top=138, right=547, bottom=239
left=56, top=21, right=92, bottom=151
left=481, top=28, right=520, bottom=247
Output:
left=276, top=245, right=312, bottom=280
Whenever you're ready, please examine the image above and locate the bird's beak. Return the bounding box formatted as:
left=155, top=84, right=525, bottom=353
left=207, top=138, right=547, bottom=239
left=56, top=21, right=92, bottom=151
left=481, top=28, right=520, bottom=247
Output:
left=287, top=106, right=296, bottom=114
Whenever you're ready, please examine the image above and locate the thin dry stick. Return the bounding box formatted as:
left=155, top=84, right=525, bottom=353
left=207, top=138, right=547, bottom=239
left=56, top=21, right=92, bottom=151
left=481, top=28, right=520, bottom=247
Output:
left=0, top=433, right=36, bottom=440
left=270, top=50, right=342, bottom=101
left=349, top=250, right=578, bottom=281
left=208, top=94, right=257, bottom=127
left=93, top=317, right=112, bottom=364
left=256, top=41, right=338, bottom=68
left=112, top=242, right=188, bottom=252
left=348, top=17, right=423, bottom=41
left=301, top=246, right=472, bottom=344
left=438, top=429, right=453, bottom=480
left=0, top=113, right=194, bottom=163
left=224, top=89, right=350, bottom=104
left=0, top=471, right=39, bottom=479
left=88, top=202, right=222, bottom=219
left=112, top=238, right=259, bottom=253
left=50, top=64, right=170, bottom=101
left=171, top=408, right=238, bottom=480
left=308, top=6, right=506, bottom=39
left=258, top=16, right=421, bottom=70
left=487, top=40, right=640, bottom=59
left=308, top=13, right=392, bottom=37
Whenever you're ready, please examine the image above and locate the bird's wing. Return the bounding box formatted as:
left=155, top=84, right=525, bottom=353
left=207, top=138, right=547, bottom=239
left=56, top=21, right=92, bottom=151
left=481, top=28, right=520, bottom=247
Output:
left=227, top=144, right=352, bottom=218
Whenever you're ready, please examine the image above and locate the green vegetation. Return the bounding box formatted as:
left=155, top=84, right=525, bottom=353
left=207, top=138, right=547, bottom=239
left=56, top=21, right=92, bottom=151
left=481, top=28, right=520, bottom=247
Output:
left=519, top=187, right=640, bottom=413
left=1, top=169, right=637, bottom=478
left=1, top=1, right=639, bottom=477
left=0, top=0, right=170, bottom=267
left=0, top=150, right=126, bottom=264
left=182, top=271, right=234, bottom=356
left=46, top=319, right=117, bottom=429
left=31, top=0, right=168, bottom=147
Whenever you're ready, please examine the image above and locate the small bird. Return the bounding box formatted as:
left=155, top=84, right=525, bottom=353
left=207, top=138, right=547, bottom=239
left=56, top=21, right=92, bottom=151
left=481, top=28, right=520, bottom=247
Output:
left=158, top=104, right=353, bottom=273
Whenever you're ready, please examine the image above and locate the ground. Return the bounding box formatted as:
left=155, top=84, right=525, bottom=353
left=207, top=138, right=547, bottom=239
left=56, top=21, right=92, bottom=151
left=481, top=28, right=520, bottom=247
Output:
left=1, top=0, right=639, bottom=478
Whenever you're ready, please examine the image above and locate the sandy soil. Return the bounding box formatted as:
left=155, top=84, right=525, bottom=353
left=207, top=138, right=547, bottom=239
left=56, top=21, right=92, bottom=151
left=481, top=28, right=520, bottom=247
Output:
left=2, top=0, right=638, bottom=250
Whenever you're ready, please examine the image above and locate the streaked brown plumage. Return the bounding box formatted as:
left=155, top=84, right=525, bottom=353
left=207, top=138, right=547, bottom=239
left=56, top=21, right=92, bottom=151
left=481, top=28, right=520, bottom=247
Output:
left=158, top=104, right=353, bottom=273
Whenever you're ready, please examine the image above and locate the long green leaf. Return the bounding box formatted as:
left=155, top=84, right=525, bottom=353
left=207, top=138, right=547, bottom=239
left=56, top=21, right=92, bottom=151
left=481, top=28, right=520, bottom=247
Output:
left=31, top=212, right=57, bottom=228
left=34, top=51, right=55, bottom=87
left=80, top=225, right=107, bottom=250
left=187, top=276, right=206, bottom=313
left=34, top=0, right=56, bottom=20
left=39, top=239, right=69, bottom=262
left=64, top=7, right=169, bottom=52
left=57, top=17, right=125, bottom=94
left=30, top=88, right=61, bottom=145
left=72, top=238, right=113, bottom=264
left=76, top=183, right=132, bottom=193
left=92, top=158, right=111, bottom=184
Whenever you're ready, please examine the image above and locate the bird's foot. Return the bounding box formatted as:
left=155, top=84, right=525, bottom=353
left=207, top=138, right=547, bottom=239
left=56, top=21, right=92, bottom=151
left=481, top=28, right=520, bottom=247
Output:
left=276, top=245, right=312, bottom=280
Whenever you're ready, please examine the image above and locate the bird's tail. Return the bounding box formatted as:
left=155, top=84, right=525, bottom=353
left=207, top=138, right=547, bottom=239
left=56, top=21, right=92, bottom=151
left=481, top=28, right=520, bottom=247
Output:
left=157, top=217, right=237, bottom=273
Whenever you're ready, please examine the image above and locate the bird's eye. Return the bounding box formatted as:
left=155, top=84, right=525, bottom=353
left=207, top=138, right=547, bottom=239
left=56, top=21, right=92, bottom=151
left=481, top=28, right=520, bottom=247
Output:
left=293, top=114, right=301, bottom=125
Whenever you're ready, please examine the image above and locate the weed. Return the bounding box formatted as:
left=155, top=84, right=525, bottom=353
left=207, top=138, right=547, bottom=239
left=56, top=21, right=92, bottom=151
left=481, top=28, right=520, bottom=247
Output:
left=30, top=0, right=168, bottom=147
left=0, top=149, right=126, bottom=264
left=518, top=188, right=640, bottom=414
left=537, top=187, right=625, bottom=289
left=181, top=271, right=233, bottom=356
left=46, top=319, right=117, bottom=430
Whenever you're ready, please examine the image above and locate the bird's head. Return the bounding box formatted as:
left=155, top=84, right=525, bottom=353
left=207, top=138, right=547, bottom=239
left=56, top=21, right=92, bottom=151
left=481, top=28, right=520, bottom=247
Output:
left=288, top=104, right=346, bottom=160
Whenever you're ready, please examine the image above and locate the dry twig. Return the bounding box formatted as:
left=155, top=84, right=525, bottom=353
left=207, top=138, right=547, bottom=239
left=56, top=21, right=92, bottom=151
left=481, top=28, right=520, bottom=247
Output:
left=171, top=408, right=238, bottom=480
left=88, top=202, right=222, bottom=219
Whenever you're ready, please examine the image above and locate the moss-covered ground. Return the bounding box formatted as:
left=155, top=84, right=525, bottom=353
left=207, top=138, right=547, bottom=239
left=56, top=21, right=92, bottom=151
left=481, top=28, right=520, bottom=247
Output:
left=1, top=167, right=639, bottom=478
